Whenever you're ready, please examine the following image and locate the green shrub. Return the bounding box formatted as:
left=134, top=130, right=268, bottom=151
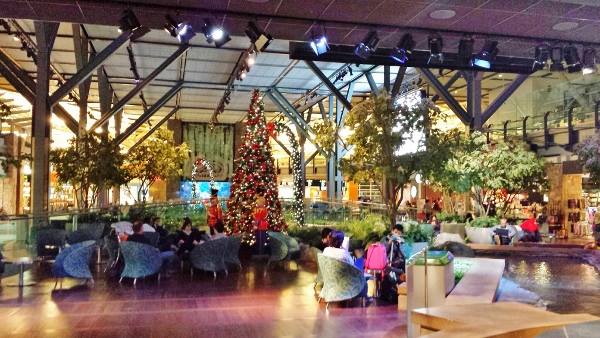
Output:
left=401, top=221, right=433, bottom=244
left=454, top=259, right=473, bottom=285
left=468, top=215, right=499, bottom=228
left=437, top=212, right=465, bottom=223
left=287, top=224, right=323, bottom=247
left=337, top=213, right=388, bottom=248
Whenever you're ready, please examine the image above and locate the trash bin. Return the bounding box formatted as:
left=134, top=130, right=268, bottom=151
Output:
left=407, top=250, right=455, bottom=310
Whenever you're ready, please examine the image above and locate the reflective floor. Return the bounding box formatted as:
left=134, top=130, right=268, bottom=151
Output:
left=0, top=260, right=407, bottom=337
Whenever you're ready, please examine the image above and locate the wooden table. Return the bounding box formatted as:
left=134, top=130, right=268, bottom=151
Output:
left=411, top=302, right=599, bottom=337
left=1, top=256, right=35, bottom=287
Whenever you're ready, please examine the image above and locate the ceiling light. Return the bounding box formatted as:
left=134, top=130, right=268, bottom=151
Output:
left=390, top=33, right=415, bottom=63
left=202, top=18, right=231, bottom=48
left=164, top=14, right=179, bottom=37
left=354, top=30, right=379, bottom=59
left=533, top=43, right=550, bottom=71
left=582, top=46, right=597, bottom=75
left=458, top=37, right=474, bottom=65
left=563, top=44, right=582, bottom=73
left=471, top=40, right=498, bottom=69
left=309, top=33, right=329, bottom=56
left=247, top=55, right=255, bottom=66
left=549, top=47, right=564, bottom=71
left=118, top=9, right=142, bottom=33
left=245, top=21, right=273, bottom=53
left=428, top=34, right=443, bottom=64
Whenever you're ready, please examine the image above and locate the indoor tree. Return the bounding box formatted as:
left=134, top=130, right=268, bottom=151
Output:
left=334, top=91, right=459, bottom=229
left=124, top=128, right=190, bottom=203
left=577, top=131, right=600, bottom=186
left=50, top=132, right=128, bottom=209
left=432, top=131, right=548, bottom=217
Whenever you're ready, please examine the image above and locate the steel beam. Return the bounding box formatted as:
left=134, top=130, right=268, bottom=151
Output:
left=291, top=42, right=536, bottom=74
left=481, top=74, right=529, bottom=124
left=0, top=49, right=78, bottom=134
left=338, top=81, right=355, bottom=127
left=465, top=71, right=483, bottom=130
left=305, top=60, right=352, bottom=111
left=129, top=106, right=179, bottom=150
left=304, top=151, right=318, bottom=167
left=49, top=32, right=132, bottom=106
left=432, top=72, right=461, bottom=102
left=318, top=101, right=327, bottom=120
left=274, top=138, right=292, bottom=157
left=73, top=24, right=91, bottom=137
left=417, top=68, right=470, bottom=125
left=384, top=65, right=391, bottom=92
left=116, top=82, right=183, bottom=145
left=270, top=88, right=311, bottom=131
left=522, top=116, right=529, bottom=139
left=391, top=67, right=407, bottom=98
left=544, top=112, right=552, bottom=149
left=32, top=21, right=59, bottom=216
left=90, top=44, right=189, bottom=131
left=365, top=72, right=380, bottom=97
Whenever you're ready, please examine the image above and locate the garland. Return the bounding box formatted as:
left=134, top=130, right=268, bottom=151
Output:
left=190, top=158, right=215, bottom=199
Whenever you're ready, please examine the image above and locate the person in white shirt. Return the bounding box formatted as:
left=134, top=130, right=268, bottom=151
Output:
left=142, top=217, right=156, bottom=232
left=322, top=230, right=354, bottom=265
left=209, top=220, right=227, bottom=241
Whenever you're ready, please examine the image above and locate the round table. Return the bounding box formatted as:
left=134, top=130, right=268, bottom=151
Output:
left=1, top=256, right=35, bottom=287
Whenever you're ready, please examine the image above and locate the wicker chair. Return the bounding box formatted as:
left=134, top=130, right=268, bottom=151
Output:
left=189, top=237, right=228, bottom=279
left=119, top=241, right=162, bottom=285
left=142, top=232, right=160, bottom=247
left=317, top=253, right=367, bottom=309
left=36, top=228, right=67, bottom=261
left=224, top=234, right=243, bottom=270
left=312, top=247, right=324, bottom=290
left=51, top=240, right=96, bottom=289
left=267, top=232, right=301, bottom=269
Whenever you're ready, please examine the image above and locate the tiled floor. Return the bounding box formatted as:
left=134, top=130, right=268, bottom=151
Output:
left=0, top=259, right=407, bottom=337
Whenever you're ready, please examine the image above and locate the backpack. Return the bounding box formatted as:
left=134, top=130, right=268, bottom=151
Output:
left=365, top=243, right=387, bottom=271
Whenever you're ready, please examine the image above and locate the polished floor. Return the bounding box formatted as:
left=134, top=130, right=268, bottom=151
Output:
left=0, top=259, right=407, bottom=338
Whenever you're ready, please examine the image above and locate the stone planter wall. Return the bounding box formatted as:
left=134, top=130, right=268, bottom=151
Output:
left=441, top=222, right=466, bottom=239
left=465, top=226, right=492, bottom=244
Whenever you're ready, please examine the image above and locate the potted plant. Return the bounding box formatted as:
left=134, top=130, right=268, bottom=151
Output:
left=437, top=212, right=467, bottom=239
left=401, top=221, right=432, bottom=258
left=465, top=216, right=499, bottom=244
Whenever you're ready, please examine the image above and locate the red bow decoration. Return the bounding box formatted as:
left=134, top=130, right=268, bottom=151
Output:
left=267, top=122, right=277, bottom=138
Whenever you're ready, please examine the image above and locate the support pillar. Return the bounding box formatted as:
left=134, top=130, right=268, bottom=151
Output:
left=73, top=24, right=91, bottom=138
left=465, top=71, right=483, bottom=131
left=32, top=21, right=59, bottom=218
left=97, top=66, right=111, bottom=207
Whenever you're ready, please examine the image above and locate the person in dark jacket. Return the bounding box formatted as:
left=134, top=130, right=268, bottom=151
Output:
left=128, top=220, right=178, bottom=277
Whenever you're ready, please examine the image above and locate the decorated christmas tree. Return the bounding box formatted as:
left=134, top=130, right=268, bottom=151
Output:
left=226, top=90, right=286, bottom=243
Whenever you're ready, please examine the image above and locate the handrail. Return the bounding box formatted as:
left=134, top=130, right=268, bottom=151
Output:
left=407, top=245, right=430, bottom=307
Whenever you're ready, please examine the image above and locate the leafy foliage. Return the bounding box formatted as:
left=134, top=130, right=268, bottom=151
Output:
left=310, top=118, right=343, bottom=159
left=400, top=221, right=434, bottom=244
left=336, top=91, right=459, bottom=228
left=0, top=152, right=33, bottom=174
left=468, top=215, right=500, bottom=228
left=124, top=128, right=190, bottom=202
left=50, top=133, right=128, bottom=209
left=432, top=131, right=548, bottom=217
left=577, top=131, right=600, bottom=187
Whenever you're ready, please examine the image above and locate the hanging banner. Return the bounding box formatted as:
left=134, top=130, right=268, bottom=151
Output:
left=182, top=123, right=234, bottom=181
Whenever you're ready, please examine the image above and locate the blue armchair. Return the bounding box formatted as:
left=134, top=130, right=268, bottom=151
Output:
left=119, top=241, right=162, bottom=285
left=36, top=228, right=67, bottom=260
left=312, top=247, right=323, bottom=290
left=142, top=232, right=160, bottom=247
left=224, top=234, right=243, bottom=270
left=52, top=240, right=96, bottom=290
left=317, top=253, right=367, bottom=309
left=189, top=237, right=228, bottom=278
left=67, top=229, right=97, bottom=245
left=268, top=232, right=301, bottom=269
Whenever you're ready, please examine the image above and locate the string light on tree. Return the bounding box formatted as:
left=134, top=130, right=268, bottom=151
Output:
left=272, top=122, right=304, bottom=227
left=190, top=158, right=215, bottom=199
left=226, top=90, right=286, bottom=245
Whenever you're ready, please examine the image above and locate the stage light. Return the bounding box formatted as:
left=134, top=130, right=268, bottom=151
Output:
left=582, top=46, right=597, bottom=75
left=309, top=33, right=328, bottom=56
left=390, top=33, right=415, bottom=63
left=202, top=18, right=231, bottom=48
left=471, top=40, right=498, bottom=69
left=458, top=37, right=474, bottom=65
left=164, top=14, right=179, bottom=37
left=177, top=23, right=196, bottom=44
left=245, top=21, right=273, bottom=53
left=118, top=9, right=142, bottom=33
left=354, top=30, right=379, bottom=59
left=550, top=47, right=564, bottom=71
left=563, top=44, right=582, bottom=73
left=533, top=43, right=550, bottom=71
left=428, top=34, right=444, bottom=64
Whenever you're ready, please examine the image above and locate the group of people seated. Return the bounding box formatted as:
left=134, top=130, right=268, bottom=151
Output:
left=490, top=217, right=542, bottom=245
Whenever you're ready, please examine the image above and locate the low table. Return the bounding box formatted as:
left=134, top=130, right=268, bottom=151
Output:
left=1, top=256, right=35, bottom=287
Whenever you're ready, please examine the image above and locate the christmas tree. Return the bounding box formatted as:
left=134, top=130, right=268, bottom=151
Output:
left=226, top=90, right=286, bottom=243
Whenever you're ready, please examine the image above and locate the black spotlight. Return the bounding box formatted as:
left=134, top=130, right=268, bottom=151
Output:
left=458, top=37, right=474, bottom=65
left=582, top=46, right=597, bottom=75
left=118, top=9, right=142, bottom=33
left=390, top=33, right=415, bottom=63
left=471, top=40, right=498, bottom=69
left=245, top=21, right=273, bottom=53
left=563, top=44, right=582, bottom=73
left=428, top=34, right=444, bottom=64
left=309, top=32, right=329, bottom=56
left=549, top=47, right=564, bottom=71
left=533, top=43, right=550, bottom=71
left=164, top=14, right=179, bottom=37
left=202, top=18, right=231, bottom=48
left=354, top=30, right=379, bottom=59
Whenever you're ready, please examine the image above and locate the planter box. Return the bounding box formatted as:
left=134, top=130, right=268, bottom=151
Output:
left=406, top=241, right=429, bottom=259
left=465, top=226, right=492, bottom=244
left=441, top=222, right=466, bottom=239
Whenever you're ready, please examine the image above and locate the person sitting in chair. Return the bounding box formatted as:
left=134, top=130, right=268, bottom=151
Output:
left=322, top=231, right=354, bottom=265
left=490, top=217, right=516, bottom=245
left=314, top=227, right=333, bottom=251
left=128, top=220, right=178, bottom=277
left=209, top=220, right=227, bottom=241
